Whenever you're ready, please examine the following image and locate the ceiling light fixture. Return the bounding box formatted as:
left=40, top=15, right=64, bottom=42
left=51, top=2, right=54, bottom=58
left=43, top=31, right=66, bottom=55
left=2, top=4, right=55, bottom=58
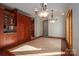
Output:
left=34, top=3, right=64, bottom=23
left=34, top=3, right=48, bottom=18
left=49, top=10, right=58, bottom=23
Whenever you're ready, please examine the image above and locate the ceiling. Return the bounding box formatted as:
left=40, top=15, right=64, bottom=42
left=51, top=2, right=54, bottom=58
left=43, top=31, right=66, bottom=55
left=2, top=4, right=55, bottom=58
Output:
left=3, top=3, right=69, bottom=17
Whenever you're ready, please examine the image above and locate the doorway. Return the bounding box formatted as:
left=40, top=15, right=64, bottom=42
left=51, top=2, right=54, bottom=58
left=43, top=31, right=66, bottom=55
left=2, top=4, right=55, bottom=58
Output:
left=43, top=20, right=48, bottom=37
left=66, top=9, right=72, bottom=49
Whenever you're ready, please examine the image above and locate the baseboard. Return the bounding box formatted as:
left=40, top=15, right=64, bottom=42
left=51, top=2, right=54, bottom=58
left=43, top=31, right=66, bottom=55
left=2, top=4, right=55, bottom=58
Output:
left=72, top=49, right=76, bottom=56
left=47, top=36, right=66, bottom=39
left=65, top=39, right=70, bottom=49
left=35, top=36, right=43, bottom=39
left=0, top=50, right=15, bottom=56
left=35, top=36, right=66, bottom=39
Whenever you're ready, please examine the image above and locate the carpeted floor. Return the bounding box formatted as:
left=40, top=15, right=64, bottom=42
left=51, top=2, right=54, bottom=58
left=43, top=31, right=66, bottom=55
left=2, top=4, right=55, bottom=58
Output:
left=9, top=37, right=65, bottom=56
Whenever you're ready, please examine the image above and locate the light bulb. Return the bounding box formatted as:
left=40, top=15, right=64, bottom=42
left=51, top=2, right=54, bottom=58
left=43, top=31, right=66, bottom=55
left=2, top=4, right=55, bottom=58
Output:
left=39, top=12, right=43, bottom=17
left=34, top=8, right=38, bottom=11
left=43, top=11, right=48, bottom=17
left=39, top=11, right=48, bottom=18
left=61, top=12, right=65, bottom=15
left=50, top=20, right=56, bottom=23
left=44, top=3, right=47, bottom=5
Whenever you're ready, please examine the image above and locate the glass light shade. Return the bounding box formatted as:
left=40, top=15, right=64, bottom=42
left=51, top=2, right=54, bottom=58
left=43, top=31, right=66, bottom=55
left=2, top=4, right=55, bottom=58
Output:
left=38, top=11, right=48, bottom=18
left=34, top=8, right=38, bottom=11
left=61, top=12, right=65, bottom=15
left=49, top=20, right=56, bottom=23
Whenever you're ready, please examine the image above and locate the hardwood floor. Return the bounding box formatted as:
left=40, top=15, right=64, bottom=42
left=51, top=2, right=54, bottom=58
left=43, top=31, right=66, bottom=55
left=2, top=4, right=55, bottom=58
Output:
left=0, top=37, right=74, bottom=56
left=9, top=37, right=65, bottom=56
left=61, top=39, right=74, bottom=56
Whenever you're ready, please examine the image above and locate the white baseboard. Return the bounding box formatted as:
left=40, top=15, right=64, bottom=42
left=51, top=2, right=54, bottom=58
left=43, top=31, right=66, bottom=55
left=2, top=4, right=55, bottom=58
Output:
left=73, top=49, right=76, bottom=56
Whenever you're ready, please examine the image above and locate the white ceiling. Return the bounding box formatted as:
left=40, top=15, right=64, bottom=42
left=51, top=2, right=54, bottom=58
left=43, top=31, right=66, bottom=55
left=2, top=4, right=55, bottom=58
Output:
left=3, top=3, right=69, bottom=17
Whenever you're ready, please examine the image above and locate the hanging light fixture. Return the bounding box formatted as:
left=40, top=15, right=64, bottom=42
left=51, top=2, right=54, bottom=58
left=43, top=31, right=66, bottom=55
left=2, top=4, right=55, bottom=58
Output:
left=34, top=3, right=65, bottom=23
left=39, top=3, right=48, bottom=18
left=49, top=10, right=57, bottom=23
left=34, top=3, right=48, bottom=18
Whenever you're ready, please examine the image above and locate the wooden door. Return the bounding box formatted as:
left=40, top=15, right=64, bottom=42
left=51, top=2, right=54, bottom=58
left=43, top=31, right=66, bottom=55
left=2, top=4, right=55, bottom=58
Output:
left=66, top=9, right=72, bottom=49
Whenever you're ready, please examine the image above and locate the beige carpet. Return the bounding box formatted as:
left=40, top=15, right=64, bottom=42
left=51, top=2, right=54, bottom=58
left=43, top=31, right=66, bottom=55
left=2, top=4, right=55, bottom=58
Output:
left=9, top=37, right=65, bottom=56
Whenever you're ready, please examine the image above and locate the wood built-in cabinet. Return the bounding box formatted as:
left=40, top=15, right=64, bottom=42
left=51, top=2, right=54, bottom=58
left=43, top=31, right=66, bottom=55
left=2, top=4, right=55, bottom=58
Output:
left=4, top=10, right=16, bottom=33
left=0, top=5, right=34, bottom=50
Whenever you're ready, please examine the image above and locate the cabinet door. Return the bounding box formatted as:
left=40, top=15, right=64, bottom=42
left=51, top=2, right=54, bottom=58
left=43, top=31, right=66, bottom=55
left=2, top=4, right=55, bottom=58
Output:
left=0, top=9, right=4, bottom=48
left=24, top=16, right=31, bottom=41
left=30, top=19, right=34, bottom=40
left=17, top=12, right=25, bottom=42
left=0, top=34, right=17, bottom=48
left=0, top=9, right=4, bottom=33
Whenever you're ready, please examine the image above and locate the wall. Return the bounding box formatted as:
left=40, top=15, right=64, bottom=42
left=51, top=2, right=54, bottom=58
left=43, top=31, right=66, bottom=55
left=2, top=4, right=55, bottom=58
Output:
left=34, top=12, right=67, bottom=38
left=68, top=3, right=79, bottom=55
left=34, top=15, right=66, bottom=38
left=48, top=16, right=65, bottom=37
left=47, top=3, right=68, bottom=38
left=3, top=3, right=68, bottom=38
left=34, top=16, right=43, bottom=37
left=39, top=4, right=79, bottom=55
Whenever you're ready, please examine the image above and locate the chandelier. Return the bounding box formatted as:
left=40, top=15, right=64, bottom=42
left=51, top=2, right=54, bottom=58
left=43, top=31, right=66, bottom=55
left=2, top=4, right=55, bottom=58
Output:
left=34, top=3, right=48, bottom=18
left=34, top=3, right=58, bottom=23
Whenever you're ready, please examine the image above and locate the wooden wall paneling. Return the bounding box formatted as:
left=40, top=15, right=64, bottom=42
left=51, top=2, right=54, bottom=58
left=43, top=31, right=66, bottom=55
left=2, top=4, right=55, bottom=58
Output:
left=0, top=34, right=17, bottom=49
left=17, top=12, right=25, bottom=42
left=16, top=12, right=32, bottom=43
left=29, top=17, right=34, bottom=40
left=0, top=50, right=15, bottom=56
left=0, top=8, right=17, bottom=49
left=0, top=8, right=5, bottom=48
left=0, top=8, right=4, bottom=33
left=0, top=9, right=3, bottom=48
left=24, top=15, right=30, bottom=42
left=0, top=5, right=34, bottom=50
left=30, top=18, right=34, bottom=40
left=21, top=14, right=30, bottom=42
left=25, top=16, right=31, bottom=41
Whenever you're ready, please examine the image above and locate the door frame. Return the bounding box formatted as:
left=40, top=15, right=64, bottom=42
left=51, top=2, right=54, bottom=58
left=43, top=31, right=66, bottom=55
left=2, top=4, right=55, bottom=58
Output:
left=66, top=9, right=73, bottom=49
left=42, top=20, right=48, bottom=37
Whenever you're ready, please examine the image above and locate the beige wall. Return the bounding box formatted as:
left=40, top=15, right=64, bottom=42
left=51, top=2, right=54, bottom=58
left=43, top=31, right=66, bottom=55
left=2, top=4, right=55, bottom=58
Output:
left=48, top=16, right=66, bottom=37
left=34, top=16, right=43, bottom=37
left=68, top=3, right=79, bottom=55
